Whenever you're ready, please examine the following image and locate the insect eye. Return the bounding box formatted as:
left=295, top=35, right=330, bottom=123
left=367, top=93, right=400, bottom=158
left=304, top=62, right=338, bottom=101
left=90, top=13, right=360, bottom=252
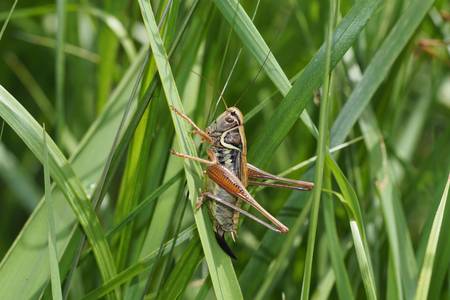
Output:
left=225, top=116, right=234, bottom=123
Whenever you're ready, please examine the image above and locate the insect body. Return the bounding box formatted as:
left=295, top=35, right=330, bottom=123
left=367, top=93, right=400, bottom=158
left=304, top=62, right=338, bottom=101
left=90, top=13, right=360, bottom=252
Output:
left=171, top=106, right=313, bottom=258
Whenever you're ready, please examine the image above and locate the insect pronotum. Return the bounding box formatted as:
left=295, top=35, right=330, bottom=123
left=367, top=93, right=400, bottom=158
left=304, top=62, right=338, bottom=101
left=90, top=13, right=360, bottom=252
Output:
left=171, top=106, right=313, bottom=258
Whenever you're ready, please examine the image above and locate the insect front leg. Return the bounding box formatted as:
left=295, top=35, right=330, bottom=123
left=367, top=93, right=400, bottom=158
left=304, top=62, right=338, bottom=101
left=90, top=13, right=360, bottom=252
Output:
left=170, top=106, right=212, bottom=143
left=170, top=150, right=215, bottom=166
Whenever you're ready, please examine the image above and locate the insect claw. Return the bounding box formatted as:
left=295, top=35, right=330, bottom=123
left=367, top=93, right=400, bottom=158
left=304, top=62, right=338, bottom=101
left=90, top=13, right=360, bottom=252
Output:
left=195, top=197, right=204, bottom=210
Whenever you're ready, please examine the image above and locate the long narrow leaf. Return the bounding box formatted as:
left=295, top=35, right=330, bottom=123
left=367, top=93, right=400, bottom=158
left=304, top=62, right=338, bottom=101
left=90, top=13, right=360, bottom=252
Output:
left=0, top=49, right=148, bottom=299
left=43, top=126, right=63, bottom=300
left=0, top=86, right=119, bottom=298
left=239, top=1, right=381, bottom=296
left=414, top=175, right=450, bottom=300
left=138, top=1, right=243, bottom=299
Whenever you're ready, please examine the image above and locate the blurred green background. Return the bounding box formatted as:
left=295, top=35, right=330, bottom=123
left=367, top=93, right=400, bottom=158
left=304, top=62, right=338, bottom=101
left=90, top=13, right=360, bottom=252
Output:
left=0, top=0, right=449, bottom=299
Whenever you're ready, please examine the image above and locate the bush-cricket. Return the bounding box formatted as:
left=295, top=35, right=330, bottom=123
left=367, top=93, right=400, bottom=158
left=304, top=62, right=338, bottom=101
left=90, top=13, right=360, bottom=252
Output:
left=171, top=106, right=313, bottom=258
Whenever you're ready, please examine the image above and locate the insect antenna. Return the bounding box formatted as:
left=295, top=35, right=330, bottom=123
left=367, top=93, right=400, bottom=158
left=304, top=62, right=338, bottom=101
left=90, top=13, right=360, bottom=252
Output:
left=213, top=0, right=262, bottom=113
left=189, top=69, right=230, bottom=110
left=233, top=20, right=286, bottom=108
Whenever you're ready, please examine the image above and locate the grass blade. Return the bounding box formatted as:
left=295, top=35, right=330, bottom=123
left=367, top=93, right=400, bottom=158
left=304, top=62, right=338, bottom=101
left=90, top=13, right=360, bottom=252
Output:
left=213, top=0, right=317, bottom=138
left=323, top=186, right=354, bottom=300
left=82, top=227, right=195, bottom=300
left=138, top=1, right=243, bottom=299
left=0, top=86, right=120, bottom=298
left=330, top=0, right=436, bottom=146
left=414, top=174, right=450, bottom=300
left=300, top=0, right=337, bottom=298
left=327, top=157, right=377, bottom=300
left=55, top=0, right=66, bottom=143
left=0, top=0, right=18, bottom=40
left=359, top=107, right=418, bottom=299
left=0, top=50, right=149, bottom=298
left=249, top=0, right=381, bottom=167
left=43, top=125, right=63, bottom=300
left=239, top=1, right=380, bottom=296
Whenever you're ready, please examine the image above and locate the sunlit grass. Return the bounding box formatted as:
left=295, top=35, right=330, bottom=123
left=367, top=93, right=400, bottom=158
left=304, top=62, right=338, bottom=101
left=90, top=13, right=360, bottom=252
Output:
left=0, top=0, right=449, bottom=299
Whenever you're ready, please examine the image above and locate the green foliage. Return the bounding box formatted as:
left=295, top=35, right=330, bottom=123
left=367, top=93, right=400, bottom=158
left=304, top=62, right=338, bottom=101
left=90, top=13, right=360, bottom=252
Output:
left=0, top=0, right=449, bottom=299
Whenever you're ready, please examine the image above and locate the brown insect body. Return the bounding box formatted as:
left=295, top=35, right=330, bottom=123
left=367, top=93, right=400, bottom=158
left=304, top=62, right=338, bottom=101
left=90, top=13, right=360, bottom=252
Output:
left=170, top=106, right=313, bottom=259
left=206, top=108, right=247, bottom=252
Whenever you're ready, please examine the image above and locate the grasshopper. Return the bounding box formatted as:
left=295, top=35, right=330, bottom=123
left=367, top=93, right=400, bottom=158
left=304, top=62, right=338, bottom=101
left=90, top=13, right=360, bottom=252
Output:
left=171, top=106, right=313, bottom=258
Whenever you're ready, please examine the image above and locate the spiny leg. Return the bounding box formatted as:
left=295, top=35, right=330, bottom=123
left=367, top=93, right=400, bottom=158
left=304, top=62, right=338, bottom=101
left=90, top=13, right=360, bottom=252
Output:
left=170, top=105, right=212, bottom=143
left=206, top=163, right=289, bottom=233
left=170, top=150, right=215, bottom=166
left=248, top=180, right=311, bottom=191
left=201, top=192, right=281, bottom=233
left=247, top=163, right=314, bottom=190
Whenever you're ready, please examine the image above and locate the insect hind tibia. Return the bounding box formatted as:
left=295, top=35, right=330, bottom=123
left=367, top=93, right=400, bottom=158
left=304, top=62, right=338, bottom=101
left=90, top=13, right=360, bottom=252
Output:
left=215, top=231, right=237, bottom=260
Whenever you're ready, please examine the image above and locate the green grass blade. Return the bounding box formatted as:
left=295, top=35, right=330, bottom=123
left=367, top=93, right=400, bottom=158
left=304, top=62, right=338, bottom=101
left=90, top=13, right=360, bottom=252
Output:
left=79, top=171, right=182, bottom=261
left=55, top=0, right=66, bottom=143
left=0, top=142, right=40, bottom=211
left=158, top=238, right=203, bottom=300
left=95, top=1, right=129, bottom=112
left=0, top=0, right=18, bottom=40
left=323, top=192, right=354, bottom=300
left=0, top=50, right=147, bottom=299
left=0, top=86, right=120, bottom=299
left=327, top=157, right=377, bottom=300
left=414, top=175, right=450, bottom=300
left=249, top=0, right=381, bottom=167
left=301, top=0, right=336, bottom=298
left=239, top=1, right=380, bottom=296
left=4, top=53, right=55, bottom=121
left=43, top=125, right=63, bottom=300
left=213, top=0, right=317, bottom=137
left=138, top=1, right=242, bottom=299
left=349, top=220, right=377, bottom=300
left=82, top=226, right=195, bottom=300
left=330, top=0, right=436, bottom=146
left=311, top=269, right=335, bottom=300
left=359, top=108, right=417, bottom=299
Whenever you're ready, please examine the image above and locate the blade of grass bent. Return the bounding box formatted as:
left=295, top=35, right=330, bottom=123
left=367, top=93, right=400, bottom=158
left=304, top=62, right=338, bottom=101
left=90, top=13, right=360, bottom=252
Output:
left=43, top=126, right=63, bottom=300
left=138, top=1, right=243, bottom=299
left=82, top=226, right=195, bottom=300
left=0, top=86, right=120, bottom=298
left=0, top=49, right=147, bottom=300
left=359, top=107, right=417, bottom=299
left=414, top=175, right=450, bottom=300
left=218, top=0, right=382, bottom=167
left=327, top=157, right=377, bottom=299
left=213, top=0, right=317, bottom=138
left=330, top=0, right=436, bottom=146
left=322, top=190, right=354, bottom=300
left=239, top=0, right=380, bottom=296
left=0, top=142, right=40, bottom=211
